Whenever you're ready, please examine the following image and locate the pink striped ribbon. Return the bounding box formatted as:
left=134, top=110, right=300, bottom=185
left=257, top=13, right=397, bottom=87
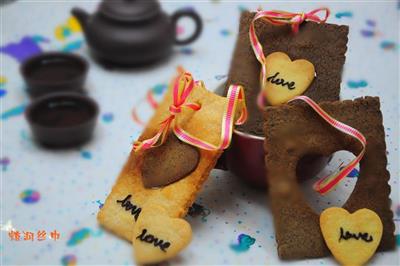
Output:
left=146, top=90, right=159, bottom=109
left=289, top=96, right=366, bottom=195
left=248, top=8, right=330, bottom=109
left=133, top=71, right=247, bottom=152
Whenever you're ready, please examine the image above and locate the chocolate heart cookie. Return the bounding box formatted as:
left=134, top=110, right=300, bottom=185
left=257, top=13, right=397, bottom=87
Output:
left=141, top=134, right=200, bottom=188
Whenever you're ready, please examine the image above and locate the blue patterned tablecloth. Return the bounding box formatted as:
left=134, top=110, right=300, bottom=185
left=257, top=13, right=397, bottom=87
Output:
left=1, top=1, right=399, bottom=265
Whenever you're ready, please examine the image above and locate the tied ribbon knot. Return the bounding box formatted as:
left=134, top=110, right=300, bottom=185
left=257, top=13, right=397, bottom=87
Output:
left=249, top=8, right=366, bottom=195
left=133, top=71, right=247, bottom=152
left=261, top=9, right=330, bottom=34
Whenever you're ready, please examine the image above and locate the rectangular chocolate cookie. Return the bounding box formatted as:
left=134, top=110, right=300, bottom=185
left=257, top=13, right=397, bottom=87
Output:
left=264, top=97, right=395, bottom=259
left=226, top=11, right=349, bottom=136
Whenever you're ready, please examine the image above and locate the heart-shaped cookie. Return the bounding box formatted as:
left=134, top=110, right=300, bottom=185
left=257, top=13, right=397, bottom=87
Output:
left=141, top=133, right=200, bottom=188
left=263, top=52, right=315, bottom=106
left=320, top=207, right=383, bottom=266
left=132, top=206, right=192, bottom=264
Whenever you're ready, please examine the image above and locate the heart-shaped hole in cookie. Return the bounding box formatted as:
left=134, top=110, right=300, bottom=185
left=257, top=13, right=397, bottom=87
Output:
left=298, top=150, right=359, bottom=214
left=141, top=133, right=200, bottom=188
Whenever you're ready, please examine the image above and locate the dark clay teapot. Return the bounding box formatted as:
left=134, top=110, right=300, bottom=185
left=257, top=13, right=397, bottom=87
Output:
left=72, top=0, right=202, bottom=66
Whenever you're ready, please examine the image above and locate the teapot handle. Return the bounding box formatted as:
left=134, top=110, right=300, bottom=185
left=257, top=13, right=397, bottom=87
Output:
left=172, top=9, right=203, bottom=45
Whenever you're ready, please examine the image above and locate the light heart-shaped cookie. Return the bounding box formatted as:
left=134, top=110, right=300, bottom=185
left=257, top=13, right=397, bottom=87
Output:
left=132, top=206, right=192, bottom=264
left=263, top=52, right=315, bottom=106
left=320, top=207, right=383, bottom=266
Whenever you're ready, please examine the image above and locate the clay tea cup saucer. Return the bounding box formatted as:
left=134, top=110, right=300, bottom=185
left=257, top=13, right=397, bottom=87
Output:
left=25, top=93, right=99, bottom=148
left=21, top=52, right=88, bottom=98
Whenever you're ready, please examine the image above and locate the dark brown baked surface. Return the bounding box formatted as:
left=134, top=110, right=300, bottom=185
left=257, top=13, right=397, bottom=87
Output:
left=264, top=96, right=395, bottom=259
left=226, top=11, right=349, bottom=136
left=141, top=133, right=200, bottom=188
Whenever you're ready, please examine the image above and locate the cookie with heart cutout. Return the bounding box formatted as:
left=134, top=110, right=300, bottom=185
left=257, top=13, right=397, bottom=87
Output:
left=226, top=11, right=348, bottom=136
left=263, top=97, right=395, bottom=259
left=320, top=207, right=383, bottom=266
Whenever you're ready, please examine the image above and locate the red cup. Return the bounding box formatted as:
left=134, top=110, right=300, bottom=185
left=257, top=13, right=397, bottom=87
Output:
left=216, top=129, right=330, bottom=189
left=213, top=82, right=329, bottom=188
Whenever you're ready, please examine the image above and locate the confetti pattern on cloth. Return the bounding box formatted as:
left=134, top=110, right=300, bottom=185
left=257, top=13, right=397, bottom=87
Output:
left=0, top=35, right=49, bottom=62
left=0, top=76, right=7, bottom=98
left=20, top=189, right=41, bottom=204
left=1, top=1, right=399, bottom=265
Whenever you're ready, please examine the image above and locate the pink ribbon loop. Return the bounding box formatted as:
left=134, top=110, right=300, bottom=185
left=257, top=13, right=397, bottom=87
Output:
left=133, top=71, right=248, bottom=152
left=289, top=96, right=366, bottom=195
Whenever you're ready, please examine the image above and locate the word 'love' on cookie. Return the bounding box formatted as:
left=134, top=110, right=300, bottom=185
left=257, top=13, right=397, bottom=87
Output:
left=132, top=209, right=192, bottom=264
left=136, top=228, right=170, bottom=252
left=263, top=52, right=315, bottom=106
left=266, top=72, right=296, bottom=90
left=116, top=195, right=142, bottom=221
left=339, top=227, right=373, bottom=243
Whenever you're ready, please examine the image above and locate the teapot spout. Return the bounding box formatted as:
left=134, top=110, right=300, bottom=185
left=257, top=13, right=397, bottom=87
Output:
left=71, top=7, right=90, bottom=32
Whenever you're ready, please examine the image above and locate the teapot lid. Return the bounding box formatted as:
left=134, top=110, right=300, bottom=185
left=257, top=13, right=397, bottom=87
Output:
left=99, top=0, right=161, bottom=22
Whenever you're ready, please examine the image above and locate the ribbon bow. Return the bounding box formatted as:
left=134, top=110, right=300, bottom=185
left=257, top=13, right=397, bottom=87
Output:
left=256, top=8, right=330, bottom=34
left=134, top=71, right=247, bottom=152
left=249, top=8, right=330, bottom=109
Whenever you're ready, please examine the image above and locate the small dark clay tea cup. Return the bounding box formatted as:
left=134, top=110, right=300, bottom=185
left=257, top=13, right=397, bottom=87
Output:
left=25, top=93, right=99, bottom=147
left=21, top=52, right=88, bottom=98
